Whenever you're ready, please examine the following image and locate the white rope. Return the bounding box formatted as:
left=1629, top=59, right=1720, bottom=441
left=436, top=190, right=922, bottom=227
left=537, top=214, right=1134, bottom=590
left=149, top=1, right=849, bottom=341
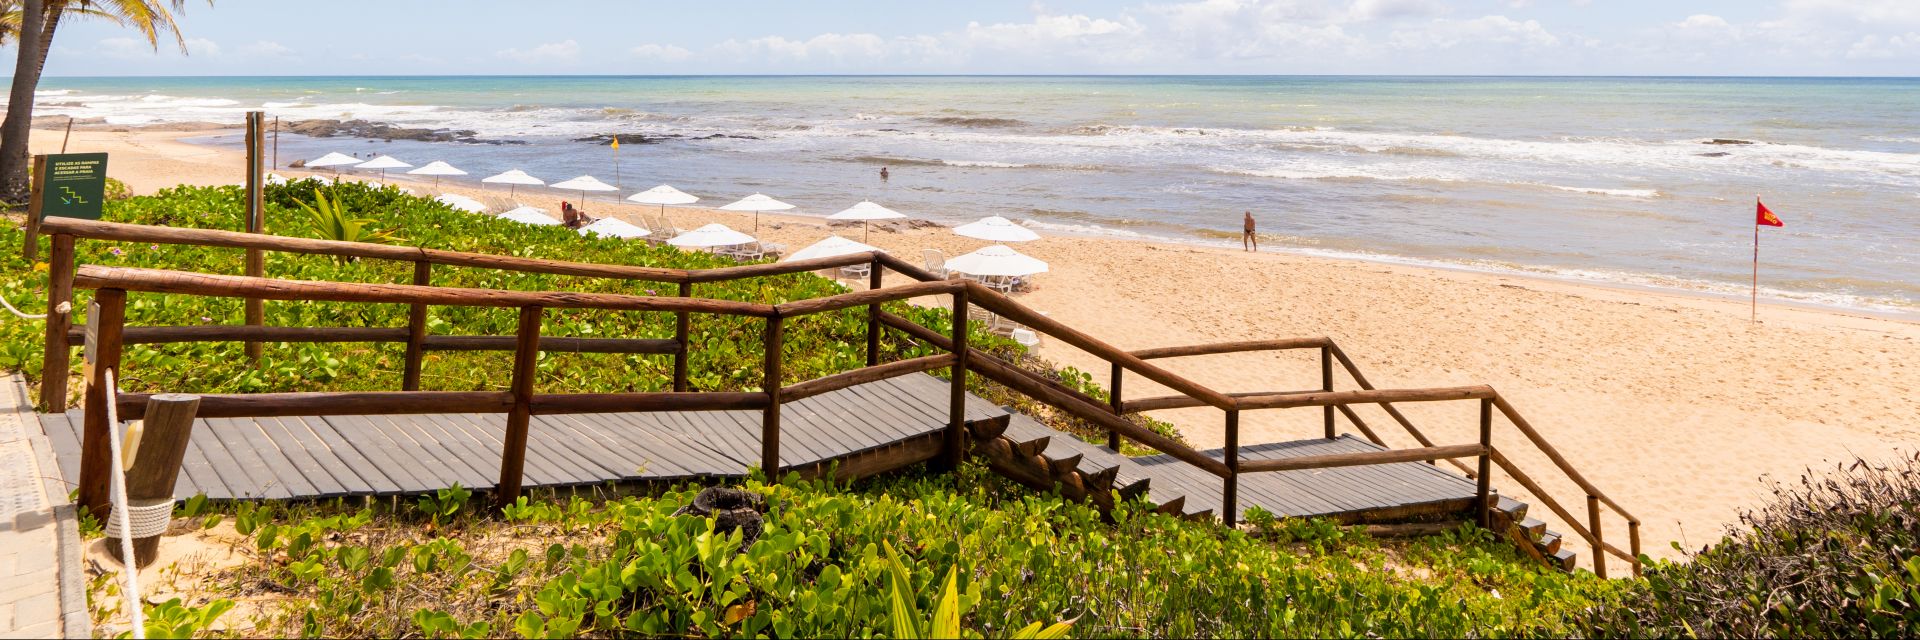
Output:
left=103, top=369, right=146, bottom=640
left=0, top=294, right=48, bottom=320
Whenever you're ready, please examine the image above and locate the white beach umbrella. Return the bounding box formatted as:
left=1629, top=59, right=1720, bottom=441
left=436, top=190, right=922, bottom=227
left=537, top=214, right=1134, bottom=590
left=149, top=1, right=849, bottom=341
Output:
left=305, top=152, right=362, bottom=180
left=627, top=184, right=700, bottom=232
left=783, top=235, right=884, bottom=263
left=551, top=175, right=618, bottom=204
left=434, top=193, right=486, bottom=213
left=498, top=206, right=559, bottom=226
left=355, top=155, right=412, bottom=183
left=719, top=193, right=795, bottom=234
left=481, top=169, right=545, bottom=198
left=953, top=216, right=1040, bottom=243
left=668, top=223, right=757, bottom=248
left=406, top=160, right=468, bottom=189
left=946, top=244, right=1049, bottom=277
left=828, top=200, right=908, bottom=242
left=265, top=172, right=289, bottom=186
left=578, top=217, right=652, bottom=239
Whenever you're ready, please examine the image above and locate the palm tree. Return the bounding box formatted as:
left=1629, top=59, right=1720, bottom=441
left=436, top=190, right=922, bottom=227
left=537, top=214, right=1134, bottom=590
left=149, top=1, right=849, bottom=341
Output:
left=1, top=0, right=195, bottom=204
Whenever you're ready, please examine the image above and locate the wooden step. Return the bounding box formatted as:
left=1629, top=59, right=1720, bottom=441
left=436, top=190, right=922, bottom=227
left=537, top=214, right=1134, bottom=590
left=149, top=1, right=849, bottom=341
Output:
left=1549, top=547, right=1578, bottom=572
left=1494, top=495, right=1527, bottom=521
left=1517, top=517, right=1547, bottom=539
left=1535, top=530, right=1563, bottom=555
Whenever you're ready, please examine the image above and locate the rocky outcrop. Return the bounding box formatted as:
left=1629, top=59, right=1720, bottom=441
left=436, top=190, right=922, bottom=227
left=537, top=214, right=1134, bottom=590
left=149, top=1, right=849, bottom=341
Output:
left=284, top=119, right=523, bottom=145
left=571, top=132, right=761, bottom=145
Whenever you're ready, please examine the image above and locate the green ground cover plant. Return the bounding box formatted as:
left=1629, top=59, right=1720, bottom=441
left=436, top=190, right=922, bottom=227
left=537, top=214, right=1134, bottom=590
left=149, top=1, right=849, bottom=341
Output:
left=91, top=466, right=1618, bottom=638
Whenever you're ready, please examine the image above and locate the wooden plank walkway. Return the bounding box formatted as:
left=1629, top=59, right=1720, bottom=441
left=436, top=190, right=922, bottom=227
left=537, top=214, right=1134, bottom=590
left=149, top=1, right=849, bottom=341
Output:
left=37, top=374, right=1476, bottom=524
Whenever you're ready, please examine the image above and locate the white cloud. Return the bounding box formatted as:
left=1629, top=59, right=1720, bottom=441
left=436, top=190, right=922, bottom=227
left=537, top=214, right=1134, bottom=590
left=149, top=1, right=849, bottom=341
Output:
left=238, top=40, right=295, bottom=58
left=1846, top=32, right=1920, bottom=59
left=496, top=39, right=581, bottom=64
left=183, top=38, right=220, bottom=57
left=96, top=37, right=147, bottom=59
left=1391, top=15, right=1560, bottom=50
left=1783, top=0, right=1920, bottom=28
left=630, top=43, right=693, bottom=62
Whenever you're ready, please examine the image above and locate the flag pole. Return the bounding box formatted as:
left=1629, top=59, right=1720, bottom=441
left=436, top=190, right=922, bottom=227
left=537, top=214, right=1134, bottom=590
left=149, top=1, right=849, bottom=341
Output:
left=1758, top=193, right=1766, bottom=324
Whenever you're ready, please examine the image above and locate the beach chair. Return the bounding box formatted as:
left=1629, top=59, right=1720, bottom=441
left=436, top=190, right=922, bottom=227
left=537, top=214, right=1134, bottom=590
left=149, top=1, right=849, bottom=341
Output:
left=838, top=262, right=871, bottom=281
left=922, top=249, right=949, bottom=279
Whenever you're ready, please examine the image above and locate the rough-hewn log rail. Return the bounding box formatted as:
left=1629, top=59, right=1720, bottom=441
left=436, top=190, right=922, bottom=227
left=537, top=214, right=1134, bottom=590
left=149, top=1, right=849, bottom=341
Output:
left=1239, top=443, right=1486, bottom=474
left=73, top=266, right=777, bottom=316
left=782, top=353, right=956, bottom=402
left=1130, top=337, right=1331, bottom=360
left=114, top=391, right=512, bottom=420
left=66, top=324, right=409, bottom=346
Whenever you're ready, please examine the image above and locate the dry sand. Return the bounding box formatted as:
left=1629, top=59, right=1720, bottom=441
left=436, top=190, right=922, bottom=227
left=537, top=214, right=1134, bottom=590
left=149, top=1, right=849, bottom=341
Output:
left=35, top=126, right=1920, bottom=568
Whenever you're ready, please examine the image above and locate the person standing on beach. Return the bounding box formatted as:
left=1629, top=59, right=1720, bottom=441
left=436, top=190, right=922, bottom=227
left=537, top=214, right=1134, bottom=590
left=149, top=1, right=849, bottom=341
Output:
left=1243, top=211, right=1258, bottom=252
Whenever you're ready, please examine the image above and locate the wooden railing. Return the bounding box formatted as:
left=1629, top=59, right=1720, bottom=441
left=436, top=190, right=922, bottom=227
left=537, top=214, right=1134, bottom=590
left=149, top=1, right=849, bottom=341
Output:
left=1101, top=337, right=1642, bottom=577
left=42, top=217, right=1641, bottom=577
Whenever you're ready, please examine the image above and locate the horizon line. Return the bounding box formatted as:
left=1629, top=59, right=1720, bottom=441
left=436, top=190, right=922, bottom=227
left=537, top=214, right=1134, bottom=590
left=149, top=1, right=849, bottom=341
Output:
left=30, top=73, right=1920, bottom=81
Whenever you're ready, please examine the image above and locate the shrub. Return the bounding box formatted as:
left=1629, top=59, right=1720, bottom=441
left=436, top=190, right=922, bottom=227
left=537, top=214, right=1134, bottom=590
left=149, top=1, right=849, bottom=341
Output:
left=1585, top=454, right=1920, bottom=638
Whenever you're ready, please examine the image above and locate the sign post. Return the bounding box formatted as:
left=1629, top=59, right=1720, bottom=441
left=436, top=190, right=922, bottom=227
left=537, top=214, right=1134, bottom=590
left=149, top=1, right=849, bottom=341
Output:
left=23, top=152, right=108, bottom=261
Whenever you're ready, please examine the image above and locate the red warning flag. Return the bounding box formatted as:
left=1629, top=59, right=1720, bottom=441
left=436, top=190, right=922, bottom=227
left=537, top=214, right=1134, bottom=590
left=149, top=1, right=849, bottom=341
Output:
left=1757, top=200, right=1783, bottom=227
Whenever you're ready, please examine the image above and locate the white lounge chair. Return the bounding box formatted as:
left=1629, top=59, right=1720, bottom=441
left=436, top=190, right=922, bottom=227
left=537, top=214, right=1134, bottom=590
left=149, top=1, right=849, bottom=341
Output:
left=923, top=249, right=949, bottom=279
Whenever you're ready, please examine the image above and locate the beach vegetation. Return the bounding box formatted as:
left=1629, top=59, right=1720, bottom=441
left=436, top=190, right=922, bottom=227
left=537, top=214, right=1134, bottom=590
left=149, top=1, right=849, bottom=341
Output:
left=1582, top=453, right=1920, bottom=638
left=84, top=467, right=1615, bottom=638
left=290, top=185, right=399, bottom=250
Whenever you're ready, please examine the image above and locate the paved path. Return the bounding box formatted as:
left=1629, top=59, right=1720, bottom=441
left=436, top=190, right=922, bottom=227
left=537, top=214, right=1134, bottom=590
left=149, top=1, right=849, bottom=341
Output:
left=0, top=375, right=87, bottom=639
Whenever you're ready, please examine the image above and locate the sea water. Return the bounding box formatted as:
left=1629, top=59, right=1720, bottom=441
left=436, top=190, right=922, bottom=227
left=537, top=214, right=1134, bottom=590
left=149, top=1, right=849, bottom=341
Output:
left=22, top=75, right=1920, bottom=314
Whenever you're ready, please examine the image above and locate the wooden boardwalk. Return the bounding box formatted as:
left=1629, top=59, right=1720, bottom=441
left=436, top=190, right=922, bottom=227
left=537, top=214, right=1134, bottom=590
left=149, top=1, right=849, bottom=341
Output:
left=37, top=374, right=1478, bottom=524
left=39, top=374, right=1002, bottom=500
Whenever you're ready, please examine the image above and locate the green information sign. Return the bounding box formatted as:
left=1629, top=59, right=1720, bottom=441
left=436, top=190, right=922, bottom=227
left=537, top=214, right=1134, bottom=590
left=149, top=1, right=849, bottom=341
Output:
left=42, top=152, right=108, bottom=220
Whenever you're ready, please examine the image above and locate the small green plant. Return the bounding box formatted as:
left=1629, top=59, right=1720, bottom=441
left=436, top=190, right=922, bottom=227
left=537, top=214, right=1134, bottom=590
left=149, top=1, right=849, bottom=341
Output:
left=293, top=187, right=397, bottom=249
left=883, top=540, right=1076, bottom=639
left=138, top=597, right=235, bottom=639
left=414, top=484, right=472, bottom=526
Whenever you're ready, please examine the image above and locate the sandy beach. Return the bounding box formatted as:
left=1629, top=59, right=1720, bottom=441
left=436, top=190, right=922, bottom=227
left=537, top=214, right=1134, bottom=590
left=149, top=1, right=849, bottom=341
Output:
left=33, top=125, right=1920, bottom=566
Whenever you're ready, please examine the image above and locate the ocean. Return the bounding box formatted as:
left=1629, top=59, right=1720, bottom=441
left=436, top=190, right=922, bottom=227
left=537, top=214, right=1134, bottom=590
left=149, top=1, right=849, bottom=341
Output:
left=23, top=75, right=1920, bottom=315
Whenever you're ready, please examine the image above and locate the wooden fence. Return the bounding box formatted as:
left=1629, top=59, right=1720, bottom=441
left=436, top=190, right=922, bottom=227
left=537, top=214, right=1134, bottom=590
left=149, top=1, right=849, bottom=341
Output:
left=38, top=216, right=1642, bottom=577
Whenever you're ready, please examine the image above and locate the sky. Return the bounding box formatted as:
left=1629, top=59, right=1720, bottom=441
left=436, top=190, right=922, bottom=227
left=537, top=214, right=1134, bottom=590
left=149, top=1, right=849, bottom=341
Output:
left=32, top=0, right=1920, bottom=77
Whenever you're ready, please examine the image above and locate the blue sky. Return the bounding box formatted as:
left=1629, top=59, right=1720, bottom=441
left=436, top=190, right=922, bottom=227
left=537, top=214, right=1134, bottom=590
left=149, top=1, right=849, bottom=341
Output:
left=38, top=0, right=1920, bottom=76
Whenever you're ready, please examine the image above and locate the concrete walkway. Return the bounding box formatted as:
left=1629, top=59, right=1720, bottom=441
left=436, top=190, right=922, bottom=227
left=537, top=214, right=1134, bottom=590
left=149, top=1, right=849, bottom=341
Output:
left=0, top=376, right=88, bottom=638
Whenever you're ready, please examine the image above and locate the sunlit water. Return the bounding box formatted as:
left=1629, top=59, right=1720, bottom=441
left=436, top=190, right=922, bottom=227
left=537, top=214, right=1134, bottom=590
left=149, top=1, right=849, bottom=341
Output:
left=24, top=75, right=1920, bottom=314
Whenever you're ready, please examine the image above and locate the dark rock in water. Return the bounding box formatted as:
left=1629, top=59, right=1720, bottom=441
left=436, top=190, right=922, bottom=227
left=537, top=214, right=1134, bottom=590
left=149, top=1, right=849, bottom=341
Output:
left=288, top=159, right=309, bottom=167
left=1697, top=152, right=1733, bottom=158
left=1704, top=138, right=1755, bottom=145
left=573, top=132, right=761, bottom=145
left=672, top=487, right=767, bottom=549
left=285, top=119, right=524, bottom=145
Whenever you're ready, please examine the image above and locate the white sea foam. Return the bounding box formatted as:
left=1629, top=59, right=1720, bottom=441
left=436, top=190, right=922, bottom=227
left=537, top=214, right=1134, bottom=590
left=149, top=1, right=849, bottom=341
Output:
left=1546, top=185, right=1661, bottom=198
left=944, top=160, right=1027, bottom=168
left=1020, top=219, right=1150, bottom=239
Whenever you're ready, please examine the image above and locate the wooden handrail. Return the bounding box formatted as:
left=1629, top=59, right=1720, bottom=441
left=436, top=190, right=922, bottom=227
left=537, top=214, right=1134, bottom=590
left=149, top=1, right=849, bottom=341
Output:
left=40, top=217, right=695, bottom=282
left=421, top=336, right=680, bottom=355
left=114, top=391, right=512, bottom=420
left=65, top=324, right=408, bottom=346
left=1324, top=342, right=1478, bottom=477
left=684, top=252, right=880, bottom=284
left=962, top=281, right=1238, bottom=411
left=1232, top=385, right=1496, bottom=410
left=1130, top=337, right=1332, bottom=360
left=775, top=279, right=965, bottom=318
left=781, top=353, right=956, bottom=402
left=1239, top=443, right=1486, bottom=473
left=73, top=265, right=778, bottom=317
left=1492, top=395, right=1641, bottom=526
left=876, top=311, right=1109, bottom=409
left=529, top=392, right=769, bottom=414
left=1122, top=389, right=1323, bottom=413
left=1489, top=448, right=1638, bottom=569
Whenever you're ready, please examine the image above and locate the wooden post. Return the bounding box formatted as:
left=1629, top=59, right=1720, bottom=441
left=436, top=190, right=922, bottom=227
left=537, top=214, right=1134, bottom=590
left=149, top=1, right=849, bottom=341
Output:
left=1321, top=345, right=1335, bottom=439
left=1475, top=398, right=1493, bottom=528
left=866, top=258, right=882, bottom=367
left=77, top=288, right=127, bottom=521
left=401, top=260, right=432, bottom=390
left=22, top=155, right=45, bottom=261
left=761, top=315, right=784, bottom=479
left=936, top=291, right=969, bottom=471
left=1588, top=495, right=1607, bottom=579
left=673, top=282, right=691, bottom=392
left=38, top=233, right=75, bottom=409
left=1222, top=409, right=1240, bottom=527
left=1629, top=520, right=1642, bottom=577
left=496, top=305, right=541, bottom=505
left=1106, top=362, right=1123, bottom=452
left=242, top=112, right=266, bottom=362
left=271, top=116, right=279, bottom=169
left=107, top=393, right=199, bottom=568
